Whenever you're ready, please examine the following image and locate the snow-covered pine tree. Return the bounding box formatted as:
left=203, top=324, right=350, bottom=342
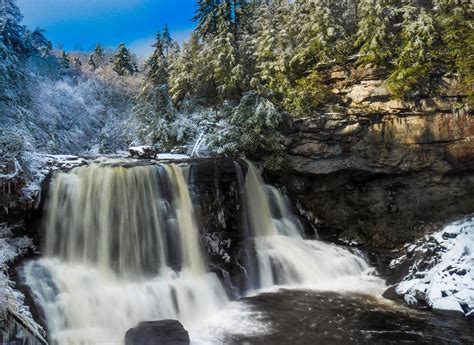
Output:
left=135, top=31, right=177, bottom=149
left=169, top=36, right=196, bottom=107
left=30, top=27, right=51, bottom=56
left=434, top=0, right=473, bottom=103
left=194, top=0, right=221, bottom=39
left=387, top=6, right=442, bottom=99
left=252, top=3, right=288, bottom=97
left=73, top=56, right=82, bottom=69
left=0, top=0, right=25, bottom=52
left=162, top=24, right=174, bottom=57
left=208, top=0, right=243, bottom=102
left=355, top=0, right=402, bottom=66
left=112, top=43, right=135, bottom=76
left=59, top=50, right=70, bottom=70
left=87, top=54, right=96, bottom=70
left=294, top=0, right=350, bottom=66
left=88, top=43, right=104, bottom=70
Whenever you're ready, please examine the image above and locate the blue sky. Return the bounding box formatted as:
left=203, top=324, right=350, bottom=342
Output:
left=17, top=0, right=197, bottom=57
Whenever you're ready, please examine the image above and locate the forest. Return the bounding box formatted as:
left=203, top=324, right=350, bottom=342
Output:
left=1, top=0, right=472, bottom=170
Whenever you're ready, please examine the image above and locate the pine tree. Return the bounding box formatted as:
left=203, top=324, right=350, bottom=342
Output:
left=0, top=0, right=25, bottom=52
left=208, top=0, right=242, bottom=101
left=30, top=27, right=51, bottom=56
left=146, top=32, right=168, bottom=85
left=169, top=39, right=195, bottom=106
left=193, top=0, right=221, bottom=39
left=112, top=43, right=135, bottom=76
left=135, top=31, right=177, bottom=149
left=162, top=24, right=174, bottom=57
left=434, top=1, right=473, bottom=102
left=73, top=56, right=82, bottom=68
left=355, top=0, right=402, bottom=66
left=293, top=0, right=350, bottom=67
left=59, top=50, right=70, bottom=70
left=387, top=6, right=442, bottom=99
left=87, top=54, right=96, bottom=70
left=88, top=43, right=104, bottom=70
left=252, top=3, right=290, bottom=98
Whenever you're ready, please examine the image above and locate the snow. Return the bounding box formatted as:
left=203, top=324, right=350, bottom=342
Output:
left=156, top=153, right=190, bottom=160
left=128, top=146, right=190, bottom=160
left=394, top=217, right=474, bottom=316
left=0, top=223, right=45, bottom=341
left=432, top=297, right=464, bottom=313
left=19, top=152, right=87, bottom=205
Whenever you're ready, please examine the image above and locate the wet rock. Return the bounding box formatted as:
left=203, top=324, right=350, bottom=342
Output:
left=125, top=320, right=190, bottom=345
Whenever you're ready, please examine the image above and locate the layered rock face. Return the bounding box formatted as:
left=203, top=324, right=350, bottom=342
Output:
left=276, top=65, right=474, bottom=248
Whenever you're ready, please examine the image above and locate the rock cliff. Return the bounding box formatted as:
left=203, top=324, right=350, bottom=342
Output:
left=274, top=64, right=473, bottom=248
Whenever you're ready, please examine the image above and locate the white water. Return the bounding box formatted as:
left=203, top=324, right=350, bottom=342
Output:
left=24, top=163, right=229, bottom=345
left=244, top=162, right=381, bottom=292
left=23, top=160, right=383, bottom=345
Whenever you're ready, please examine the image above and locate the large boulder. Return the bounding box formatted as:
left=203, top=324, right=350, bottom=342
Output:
left=125, top=320, right=190, bottom=345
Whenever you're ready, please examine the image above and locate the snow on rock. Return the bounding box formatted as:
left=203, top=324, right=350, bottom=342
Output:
left=156, top=153, right=190, bottom=160
left=128, top=146, right=190, bottom=160
left=19, top=152, right=87, bottom=205
left=0, top=224, right=45, bottom=341
left=129, top=146, right=157, bottom=159
left=393, top=217, right=474, bottom=316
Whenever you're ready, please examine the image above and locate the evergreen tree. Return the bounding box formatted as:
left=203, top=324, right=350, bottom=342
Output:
left=59, top=50, right=70, bottom=70
left=135, top=31, right=177, bottom=149
left=162, top=24, right=174, bottom=57
left=146, top=32, right=169, bottom=85
left=88, top=43, right=104, bottom=70
left=293, top=0, right=350, bottom=67
left=209, top=0, right=242, bottom=101
left=73, top=56, right=82, bottom=69
left=434, top=1, right=473, bottom=102
left=387, top=6, right=442, bottom=99
left=355, top=0, right=402, bottom=66
left=0, top=0, right=24, bottom=52
left=193, top=0, right=221, bottom=38
left=169, top=40, right=195, bottom=106
left=252, top=4, right=290, bottom=100
left=30, top=27, right=51, bottom=56
left=112, top=43, right=135, bottom=76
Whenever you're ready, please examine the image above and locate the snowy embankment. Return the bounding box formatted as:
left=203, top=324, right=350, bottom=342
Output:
left=20, top=152, right=87, bottom=206
left=392, top=218, right=474, bottom=316
left=0, top=224, right=46, bottom=342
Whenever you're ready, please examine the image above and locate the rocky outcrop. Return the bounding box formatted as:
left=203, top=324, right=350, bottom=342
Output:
left=275, top=65, right=474, bottom=248
left=385, top=217, right=473, bottom=317
left=125, top=320, right=190, bottom=345
left=189, top=158, right=250, bottom=295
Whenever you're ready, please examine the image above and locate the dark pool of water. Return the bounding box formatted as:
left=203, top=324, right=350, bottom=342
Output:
left=225, top=290, right=474, bottom=345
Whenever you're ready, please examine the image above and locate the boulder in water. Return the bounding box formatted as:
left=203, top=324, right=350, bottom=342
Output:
left=125, top=320, right=190, bottom=345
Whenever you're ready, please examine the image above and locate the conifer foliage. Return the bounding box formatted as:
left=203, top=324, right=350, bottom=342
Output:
left=112, top=43, right=135, bottom=76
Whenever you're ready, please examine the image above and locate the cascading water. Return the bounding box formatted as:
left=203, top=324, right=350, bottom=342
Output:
left=23, top=159, right=382, bottom=345
left=23, top=162, right=229, bottom=344
left=243, top=161, right=378, bottom=290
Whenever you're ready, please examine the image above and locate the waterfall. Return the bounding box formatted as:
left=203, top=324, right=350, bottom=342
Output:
left=244, top=161, right=376, bottom=290
left=23, top=159, right=382, bottom=345
left=24, top=162, right=229, bottom=345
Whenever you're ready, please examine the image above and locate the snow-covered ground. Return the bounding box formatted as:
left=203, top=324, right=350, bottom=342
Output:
left=392, top=217, right=474, bottom=316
